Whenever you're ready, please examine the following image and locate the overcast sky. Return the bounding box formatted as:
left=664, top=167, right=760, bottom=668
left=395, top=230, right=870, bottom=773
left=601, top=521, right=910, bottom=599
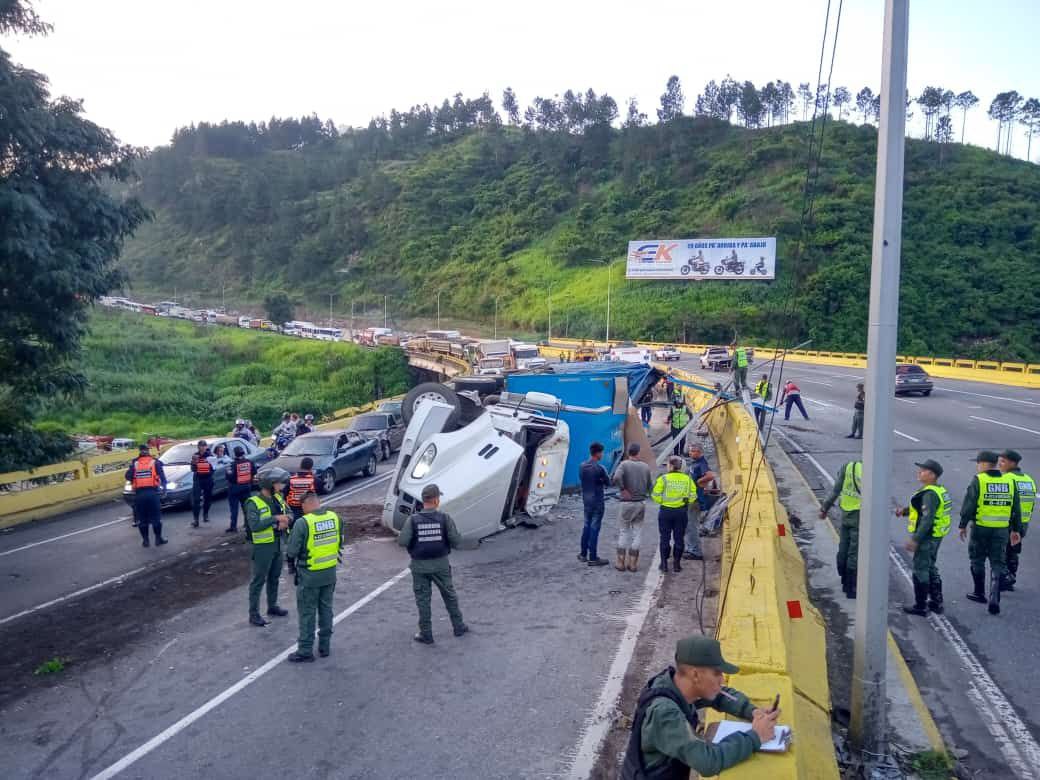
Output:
left=6, top=0, right=1040, bottom=157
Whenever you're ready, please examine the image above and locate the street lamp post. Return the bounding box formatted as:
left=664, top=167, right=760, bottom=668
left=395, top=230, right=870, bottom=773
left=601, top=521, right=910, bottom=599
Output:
left=328, top=293, right=336, bottom=327
left=350, top=301, right=355, bottom=341
left=586, top=259, right=617, bottom=343
left=494, top=297, right=499, bottom=340
left=383, top=295, right=388, bottom=330
left=548, top=283, right=552, bottom=343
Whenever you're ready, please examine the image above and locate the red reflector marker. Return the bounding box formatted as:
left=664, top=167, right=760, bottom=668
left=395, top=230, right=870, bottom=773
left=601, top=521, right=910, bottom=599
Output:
left=777, top=523, right=787, bottom=536
left=786, top=600, right=803, bottom=619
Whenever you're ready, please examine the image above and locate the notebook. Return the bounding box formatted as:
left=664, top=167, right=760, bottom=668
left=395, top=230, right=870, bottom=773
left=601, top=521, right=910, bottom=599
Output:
left=711, top=720, right=792, bottom=753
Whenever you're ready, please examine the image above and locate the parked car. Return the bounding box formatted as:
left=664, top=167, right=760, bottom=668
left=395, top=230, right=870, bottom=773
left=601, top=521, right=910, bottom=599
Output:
left=895, top=363, right=933, bottom=396
left=260, top=429, right=378, bottom=494
left=122, top=437, right=271, bottom=509
left=347, top=412, right=406, bottom=461
left=377, top=399, right=403, bottom=416
left=654, top=345, right=682, bottom=361
left=699, top=346, right=733, bottom=371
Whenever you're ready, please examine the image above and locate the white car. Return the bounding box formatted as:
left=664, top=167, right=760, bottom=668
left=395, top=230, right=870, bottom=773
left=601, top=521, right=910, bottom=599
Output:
left=383, top=389, right=607, bottom=544
left=654, top=345, right=682, bottom=361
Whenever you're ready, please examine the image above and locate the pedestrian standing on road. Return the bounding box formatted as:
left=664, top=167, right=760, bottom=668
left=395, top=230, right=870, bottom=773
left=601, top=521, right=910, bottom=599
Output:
left=998, top=449, right=1034, bottom=592
left=683, top=444, right=717, bottom=561
left=612, top=443, right=653, bottom=572
left=846, top=384, right=865, bottom=439
left=286, top=458, right=317, bottom=525
left=896, top=459, right=952, bottom=616
left=668, top=396, right=692, bottom=456
left=398, top=484, right=469, bottom=644
left=652, top=456, right=696, bottom=573
left=225, top=447, right=256, bottom=533
left=821, top=459, right=862, bottom=598
left=638, top=387, right=653, bottom=427
left=189, top=439, right=214, bottom=528
left=285, top=492, right=342, bottom=662
left=125, top=444, right=168, bottom=548
left=245, top=467, right=292, bottom=626
left=779, top=380, right=809, bottom=421
left=959, top=451, right=1022, bottom=615
left=578, top=442, right=611, bottom=567
left=731, top=343, right=749, bottom=392
left=753, top=374, right=773, bottom=430
left=620, top=635, right=778, bottom=779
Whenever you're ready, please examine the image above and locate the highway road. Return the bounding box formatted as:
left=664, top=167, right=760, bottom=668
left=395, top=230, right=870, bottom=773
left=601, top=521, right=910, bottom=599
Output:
left=671, top=353, right=1040, bottom=771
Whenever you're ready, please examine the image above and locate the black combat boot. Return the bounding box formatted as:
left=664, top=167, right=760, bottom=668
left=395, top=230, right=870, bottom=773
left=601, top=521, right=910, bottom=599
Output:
left=966, top=570, right=987, bottom=604
left=927, top=577, right=944, bottom=614
left=988, top=572, right=1002, bottom=615
left=902, top=581, right=929, bottom=616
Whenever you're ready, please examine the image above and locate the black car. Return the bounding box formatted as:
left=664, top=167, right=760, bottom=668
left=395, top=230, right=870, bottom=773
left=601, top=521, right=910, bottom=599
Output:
left=895, top=364, right=934, bottom=396
left=260, top=429, right=378, bottom=494
left=347, top=413, right=406, bottom=461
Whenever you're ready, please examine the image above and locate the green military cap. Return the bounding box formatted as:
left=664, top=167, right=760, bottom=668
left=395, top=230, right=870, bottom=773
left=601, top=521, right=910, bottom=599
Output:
left=1000, top=449, right=1022, bottom=464
left=974, top=450, right=1000, bottom=464
left=421, top=483, right=442, bottom=500
left=914, top=459, right=943, bottom=478
left=675, top=636, right=739, bottom=674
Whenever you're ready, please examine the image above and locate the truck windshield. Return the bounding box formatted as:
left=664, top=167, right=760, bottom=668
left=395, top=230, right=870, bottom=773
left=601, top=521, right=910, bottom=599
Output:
left=514, top=348, right=538, bottom=359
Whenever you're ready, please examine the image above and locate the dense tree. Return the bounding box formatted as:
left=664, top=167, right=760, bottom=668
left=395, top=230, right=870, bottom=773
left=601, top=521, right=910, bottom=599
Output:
left=264, top=293, right=295, bottom=325
left=936, top=115, right=954, bottom=165
left=623, top=98, right=647, bottom=128
left=954, top=90, right=979, bottom=143
left=797, top=82, right=813, bottom=120
left=1021, top=98, right=1040, bottom=162
left=657, top=75, right=685, bottom=122
left=695, top=80, right=722, bottom=119
left=502, top=87, right=520, bottom=125
left=0, top=0, right=149, bottom=470
left=832, top=86, right=851, bottom=120
left=989, top=91, right=1023, bottom=154
left=736, top=81, right=764, bottom=128
left=855, top=87, right=875, bottom=123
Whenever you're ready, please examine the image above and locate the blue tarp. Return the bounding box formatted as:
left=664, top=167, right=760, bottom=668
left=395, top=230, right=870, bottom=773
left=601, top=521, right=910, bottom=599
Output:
left=505, top=362, right=662, bottom=488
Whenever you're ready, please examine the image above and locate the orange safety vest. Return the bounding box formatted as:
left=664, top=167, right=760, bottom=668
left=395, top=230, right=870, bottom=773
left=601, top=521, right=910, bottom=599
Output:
left=287, top=472, right=316, bottom=507
left=132, top=456, right=161, bottom=489
left=193, top=453, right=213, bottom=475
left=234, top=460, right=253, bottom=485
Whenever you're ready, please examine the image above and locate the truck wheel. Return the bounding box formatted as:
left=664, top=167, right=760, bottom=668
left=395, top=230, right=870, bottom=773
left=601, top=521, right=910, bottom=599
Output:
left=402, top=382, right=462, bottom=427
left=453, top=376, right=501, bottom=395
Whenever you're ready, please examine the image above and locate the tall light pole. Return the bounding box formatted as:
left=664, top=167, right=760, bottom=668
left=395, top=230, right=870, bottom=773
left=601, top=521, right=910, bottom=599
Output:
left=383, top=295, right=388, bottom=329
left=350, top=301, right=355, bottom=341
left=586, top=258, right=617, bottom=344
left=547, top=283, right=553, bottom=343
left=328, top=293, right=336, bottom=327
left=437, top=291, right=442, bottom=330
left=850, top=0, right=909, bottom=762
left=494, top=297, right=499, bottom=340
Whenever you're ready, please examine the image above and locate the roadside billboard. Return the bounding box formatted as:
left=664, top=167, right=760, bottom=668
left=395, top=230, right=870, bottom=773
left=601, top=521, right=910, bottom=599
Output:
left=625, top=237, right=777, bottom=280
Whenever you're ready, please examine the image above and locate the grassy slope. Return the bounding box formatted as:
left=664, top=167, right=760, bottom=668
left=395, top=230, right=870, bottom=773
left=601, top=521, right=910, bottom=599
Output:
left=38, top=310, right=411, bottom=440
left=120, top=120, right=1040, bottom=360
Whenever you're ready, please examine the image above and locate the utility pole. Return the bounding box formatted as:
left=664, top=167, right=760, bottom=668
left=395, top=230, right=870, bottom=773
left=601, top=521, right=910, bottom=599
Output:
left=350, top=301, right=355, bottom=341
left=850, top=0, right=908, bottom=761
left=437, top=291, right=442, bottom=330
left=494, top=297, right=499, bottom=340
left=328, top=293, right=336, bottom=327
left=606, top=263, right=612, bottom=344
left=383, top=295, right=388, bottom=329
left=548, top=283, right=552, bottom=343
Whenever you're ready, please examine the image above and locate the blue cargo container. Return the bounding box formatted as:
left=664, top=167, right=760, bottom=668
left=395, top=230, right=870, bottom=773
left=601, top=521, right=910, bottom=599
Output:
left=505, top=362, right=661, bottom=489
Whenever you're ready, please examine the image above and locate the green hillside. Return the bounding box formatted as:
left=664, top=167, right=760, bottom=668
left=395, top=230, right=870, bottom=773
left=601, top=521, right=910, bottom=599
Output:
left=121, top=117, right=1040, bottom=361
left=37, top=310, right=411, bottom=441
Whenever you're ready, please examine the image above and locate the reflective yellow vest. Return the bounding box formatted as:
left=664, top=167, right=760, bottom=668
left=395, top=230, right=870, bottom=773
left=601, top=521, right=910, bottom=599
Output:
left=671, top=406, right=690, bottom=429
left=735, top=348, right=748, bottom=368
left=302, top=510, right=341, bottom=571
left=247, top=493, right=289, bottom=544
left=1008, top=471, right=1035, bottom=525
left=755, top=380, right=772, bottom=400
left=975, top=472, right=1016, bottom=528
left=908, top=484, right=952, bottom=538
left=652, top=472, right=696, bottom=508
left=839, top=461, right=863, bottom=512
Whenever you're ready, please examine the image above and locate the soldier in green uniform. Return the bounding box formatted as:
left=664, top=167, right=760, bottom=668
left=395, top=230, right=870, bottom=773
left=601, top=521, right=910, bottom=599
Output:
left=820, top=459, right=862, bottom=598
left=285, top=492, right=342, bottom=662
left=998, top=450, right=1035, bottom=592
left=621, top=635, right=779, bottom=778
left=959, top=451, right=1022, bottom=615
left=398, top=484, right=468, bottom=644
left=896, top=459, right=952, bottom=616
left=245, top=467, right=291, bottom=627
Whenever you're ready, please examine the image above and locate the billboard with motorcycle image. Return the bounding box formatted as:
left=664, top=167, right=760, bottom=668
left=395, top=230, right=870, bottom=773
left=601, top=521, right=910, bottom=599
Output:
left=625, top=237, right=776, bottom=280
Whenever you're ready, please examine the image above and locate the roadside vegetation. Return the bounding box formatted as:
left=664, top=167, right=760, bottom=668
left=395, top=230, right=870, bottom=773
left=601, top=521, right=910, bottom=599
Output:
left=36, top=310, right=411, bottom=444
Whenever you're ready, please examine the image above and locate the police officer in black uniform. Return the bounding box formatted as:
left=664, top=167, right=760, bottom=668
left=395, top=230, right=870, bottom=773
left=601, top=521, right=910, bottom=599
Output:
left=190, top=439, right=214, bottom=527
left=125, top=444, right=168, bottom=547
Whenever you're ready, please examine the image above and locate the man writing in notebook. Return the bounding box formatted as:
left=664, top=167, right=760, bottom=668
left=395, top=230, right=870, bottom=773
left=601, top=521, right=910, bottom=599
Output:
left=621, top=635, right=779, bottom=778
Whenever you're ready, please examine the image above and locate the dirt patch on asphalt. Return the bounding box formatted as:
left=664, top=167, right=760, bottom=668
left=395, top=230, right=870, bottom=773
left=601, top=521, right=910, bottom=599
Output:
left=0, top=504, right=390, bottom=709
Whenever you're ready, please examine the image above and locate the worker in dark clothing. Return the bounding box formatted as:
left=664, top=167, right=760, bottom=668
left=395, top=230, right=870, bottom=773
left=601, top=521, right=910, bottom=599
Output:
left=638, top=387, right=653, bottom=427
left=896, top=459, right=952, bottom=616
left=668, top=396, right=692, bottom=456
left=621, top=635, right=778, bottom=779
left=225, top=447, right=256, bottom=533
left=578, top=442, right=611, bottom=566
left=959, top=451, right=1022, bottom=615
left=731, top=343, right=750, bottom=392
left=286, top=457, right=317, bottom=524
left=846, top=383, right=865, bottom=439
left=398, top=483, right=468, bottom=644
left=779, top=379, right=809, bottom=421
left=821, top=460, right=862, bottom=598
left=125, top=444, right=168, bottom=547
left=652, top=456, right=696, bottom=573
left=189, top=439, right=214, bottom=527
left=245, top=467, right=291, bottom=626
left=999, top=449, right=1035, bottom=592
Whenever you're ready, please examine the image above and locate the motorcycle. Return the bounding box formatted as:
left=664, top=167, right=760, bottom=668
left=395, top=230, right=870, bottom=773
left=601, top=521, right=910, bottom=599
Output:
left=679, top=251, right=710, bottom=276
left=747, top=257, right=768, bottom=275
left=713, top=251, right=745, bottom=275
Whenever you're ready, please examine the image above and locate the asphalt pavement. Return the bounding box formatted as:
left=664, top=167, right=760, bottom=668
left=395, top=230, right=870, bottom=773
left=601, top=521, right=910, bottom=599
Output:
left=671, top=353, right=1040, bottom=772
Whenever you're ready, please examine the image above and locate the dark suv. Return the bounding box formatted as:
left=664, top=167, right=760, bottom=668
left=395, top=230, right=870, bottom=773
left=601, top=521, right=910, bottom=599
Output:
left=895, top=364, right=933, bottom=396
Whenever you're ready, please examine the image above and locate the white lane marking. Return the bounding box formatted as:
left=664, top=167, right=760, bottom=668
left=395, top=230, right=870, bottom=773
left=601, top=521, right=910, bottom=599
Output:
left=89, top=567, right=411, bottom=780
left=0, top=566, right=151, bottom=626
left=806, top=398, right=839, bottom=408
left=779, top=428, right=1040, bottom=777
left=893, top=429, right=921, bottom=442
left=939, top=387, right=1040, bottom=408
left=0, top=518, right=127, bottom=557
left=565, top=551, right=664, bottom=780
left=887, top=549, right=1040, bottom=776
left=323, top=472, right=391, bottom=504
left=773, top=429, right=835, bottom=483
left=895, top=398, right=918, bottom=405
left=792, top=378, right=834, bottom=387
left=969, top=416, right=1040, bottom=437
